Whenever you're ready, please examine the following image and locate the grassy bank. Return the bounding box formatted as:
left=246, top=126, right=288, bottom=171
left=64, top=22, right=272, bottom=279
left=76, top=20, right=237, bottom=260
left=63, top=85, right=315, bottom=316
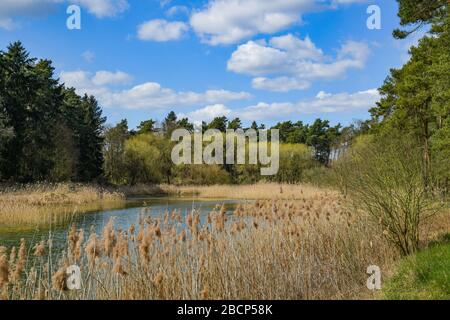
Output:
left=382, top=234, right=450, bottom=300
left=0, top=184, right=124, bottom=225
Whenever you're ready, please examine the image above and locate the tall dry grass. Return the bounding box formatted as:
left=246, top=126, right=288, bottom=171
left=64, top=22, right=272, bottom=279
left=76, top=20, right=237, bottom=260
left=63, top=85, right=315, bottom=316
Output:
left=0, top=191, right=401, bottom=300
left=124, top=183, right=338, bottom=201
left=0, top=183, right=124, bottom=225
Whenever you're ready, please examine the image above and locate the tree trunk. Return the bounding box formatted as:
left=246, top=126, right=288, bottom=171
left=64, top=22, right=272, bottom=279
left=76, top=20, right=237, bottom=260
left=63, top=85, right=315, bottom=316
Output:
left=422, top=120, right=431, bottom=189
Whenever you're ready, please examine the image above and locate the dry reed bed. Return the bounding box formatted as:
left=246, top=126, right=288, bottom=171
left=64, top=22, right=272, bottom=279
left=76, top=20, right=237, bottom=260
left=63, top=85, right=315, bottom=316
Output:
left=419, top=208, right=450, bottom=243
left=0, top=192, right=399, bottom=300
left=159, top=183, right=337, bottom=200
left=0, top=184, right=124, bottom=225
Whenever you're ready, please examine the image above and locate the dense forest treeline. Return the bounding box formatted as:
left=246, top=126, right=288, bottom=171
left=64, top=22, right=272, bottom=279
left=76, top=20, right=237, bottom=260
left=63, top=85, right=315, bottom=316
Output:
left=367, top=0, right=450, bottom=193
left=0, top=0, right=449, bottom=193
left=0, top=43, right=105, bottom=182
left=0, top=42, right=360, bottom=185
left=102, top=112, right=362, bottom=185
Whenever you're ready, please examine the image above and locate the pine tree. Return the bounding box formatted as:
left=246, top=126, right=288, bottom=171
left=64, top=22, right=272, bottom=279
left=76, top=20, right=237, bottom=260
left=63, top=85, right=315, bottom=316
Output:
left=0, top=42, right=63, bottom=181
left=77, top=95, right=106, bottom=181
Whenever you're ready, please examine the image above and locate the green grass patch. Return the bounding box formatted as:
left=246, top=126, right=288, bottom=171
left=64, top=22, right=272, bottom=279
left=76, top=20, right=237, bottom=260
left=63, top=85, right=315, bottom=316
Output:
left=383, top=234, right=450, bottom=300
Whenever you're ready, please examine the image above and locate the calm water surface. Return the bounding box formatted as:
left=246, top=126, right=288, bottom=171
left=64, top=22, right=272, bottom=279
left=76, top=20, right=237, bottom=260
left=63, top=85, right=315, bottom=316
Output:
left=0, top=197, right=247, bottom=249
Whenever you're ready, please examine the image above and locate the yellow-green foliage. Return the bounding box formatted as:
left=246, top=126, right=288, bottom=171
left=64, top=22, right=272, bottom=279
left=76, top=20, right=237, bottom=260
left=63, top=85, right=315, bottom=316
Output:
left=332, top=135, right=375, bottom=194
left=235, top=143, right=316, bottom=184
left=173, top=164, right=231, bottom=185
left=334, top=134, right=440, bottom=255
left=111, top=131, right=319, bottom=186
left=124, top=134, right=165, bottom=184
left=275, top=144, right=315, bottom=183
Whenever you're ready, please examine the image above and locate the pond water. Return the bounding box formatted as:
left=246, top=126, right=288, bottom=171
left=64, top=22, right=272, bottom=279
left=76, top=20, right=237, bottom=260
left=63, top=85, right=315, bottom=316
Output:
left=0, top=197, right=247, bottom=250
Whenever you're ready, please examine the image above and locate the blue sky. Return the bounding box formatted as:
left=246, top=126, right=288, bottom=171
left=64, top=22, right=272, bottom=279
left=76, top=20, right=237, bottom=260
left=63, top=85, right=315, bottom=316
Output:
left=0, top=0, right=420, bottom=129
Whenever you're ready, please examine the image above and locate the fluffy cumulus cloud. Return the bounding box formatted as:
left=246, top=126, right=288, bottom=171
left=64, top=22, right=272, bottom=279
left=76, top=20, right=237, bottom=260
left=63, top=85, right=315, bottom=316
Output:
left=59, top=70, right=251, bottom=110
left=137, top=19, right=189, bottom=41
left=297, top=89, right=379, bottom=113
left=179, top=104, right=233, bottom=124
left=0, top=0, right=128, bottom=29
left=91, top=71, right=133, bottom=86
left=189, top=0, right=369, bottom=45
left=182, top=89, right=380, bottom=123
left=190, top=0, right=315, bottom=45
left=228, top=34, right=370, bottom=92
left=252, top=77, right=311, bottom=92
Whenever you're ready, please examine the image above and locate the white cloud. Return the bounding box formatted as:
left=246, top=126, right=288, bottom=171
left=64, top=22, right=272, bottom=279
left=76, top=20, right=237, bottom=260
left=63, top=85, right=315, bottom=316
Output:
left=72, top=0, right=129, bottom=17
left=189, top=0, right=368, bottom=45
left=228, top=34, right=370, bottom=92
left=237, top=102, right=298, bottom=121
left=180, top=104, right=233, bottom=124
left=297, top=89, right=379, bottom=113
left=228, top=34, right=325, bottom=76
left=0, top=0, right=128, bottom=28
left=107, top=84, right=250, bottom=109
left=252, top=77, right=310, bottom=92
left=137, top=19, right=189, bottom=41
left=60, top=70, right=93, bottom=88
left=59, top=70, right=251, bottom=110
left=182, top=89, right=379, bottom=123
left=190, top=0, right=316, bottom=45
left=92, top=71, right=132, bottom=86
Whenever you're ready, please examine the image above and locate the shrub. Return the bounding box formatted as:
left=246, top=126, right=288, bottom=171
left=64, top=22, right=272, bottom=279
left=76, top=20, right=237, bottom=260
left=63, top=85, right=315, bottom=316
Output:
left=335, top=135, right=439, bottom=255
left=123, top=134, right=165, bottom=184
left=173, top=164, right=231, bottom=185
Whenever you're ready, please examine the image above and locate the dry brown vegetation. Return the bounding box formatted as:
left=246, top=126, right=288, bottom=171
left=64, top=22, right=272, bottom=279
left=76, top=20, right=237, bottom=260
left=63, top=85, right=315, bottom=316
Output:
left=124, top=183, right=337, bottom=201
left=0, top=183, right=448, bottom=300
left=0, top=183, right=124, bottom=225
left=0, top=190, right=401, bottom=300
left=420, top=210, right=450, bottom=244
left=0, top=182, right=327, bottom=225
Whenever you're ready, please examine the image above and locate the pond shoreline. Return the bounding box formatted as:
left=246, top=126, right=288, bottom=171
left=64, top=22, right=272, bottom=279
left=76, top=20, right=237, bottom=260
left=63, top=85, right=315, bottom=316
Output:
left=0, top=197, right=243, bottom=248
left=0, top=182, right=334, bottom=225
